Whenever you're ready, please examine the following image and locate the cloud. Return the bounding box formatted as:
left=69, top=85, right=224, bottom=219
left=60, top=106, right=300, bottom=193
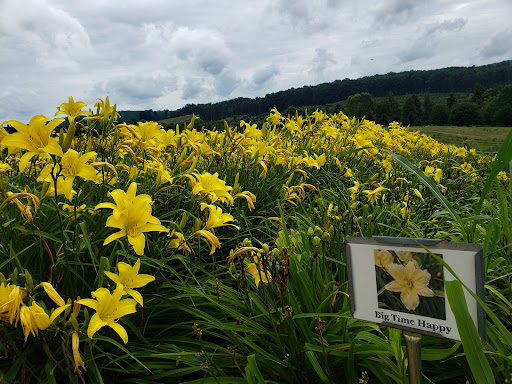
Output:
left=0, top=0, right=91, bottom=71
left=143, top=23, right=231, bottom=75
left=310, top=48, right=336, bottom=78
left=214, top=71, right=240, bottom=98
left=373, top=0, right=424, bottom=24
left=182, top=78, right=208, bottom=100
left=399, top=18, right=466, bottom=63
left=480, top=30, right=512, bottom=59
left=252, top=65, right=280, bottom=87
left=96, top=73, right=177, bottom=103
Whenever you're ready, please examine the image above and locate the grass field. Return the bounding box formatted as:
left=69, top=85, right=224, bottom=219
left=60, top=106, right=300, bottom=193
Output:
left=410, top=125, right=511, bottom=152
left=157, top=114, right=196, bottom=125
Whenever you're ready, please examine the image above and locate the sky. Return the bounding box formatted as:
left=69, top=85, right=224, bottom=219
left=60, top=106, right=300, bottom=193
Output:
left=1, top=0, right=511, bottom=123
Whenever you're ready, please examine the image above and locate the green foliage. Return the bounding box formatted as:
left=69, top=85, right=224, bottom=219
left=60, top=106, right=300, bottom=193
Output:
left=1, top=103, right=512, bottom=383
left=346, top=92, right=375, bottom=120
left=430, top=104, right=450, bottom=125
left=481, top=85, right=512, bottom=126
left=450, top=102, right=481, bottom=126
left=402, top=94, right=420, bottom=125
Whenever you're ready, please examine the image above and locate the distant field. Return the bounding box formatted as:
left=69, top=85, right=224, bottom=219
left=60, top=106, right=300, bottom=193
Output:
left=411, top=125, right=511, bottom=152
left=157, top=114, right=195, bottom=125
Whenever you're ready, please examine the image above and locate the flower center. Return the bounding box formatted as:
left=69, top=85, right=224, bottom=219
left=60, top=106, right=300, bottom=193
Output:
left=127, top=223, right=138, bottom=238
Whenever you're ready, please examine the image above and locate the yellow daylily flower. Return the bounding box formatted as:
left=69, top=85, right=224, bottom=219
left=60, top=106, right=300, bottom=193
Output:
left=77, top=284, right=137, bottom=344
left=245, top=255, right=272, bottom=287
left=18, top=301, right=69, bottom=341
left=189, top=171, right=234, bottom=205
left=200, top=203, right=239, bottom=230
left=1, top=115, right=64, bottom=171
left=0, top=160, right=12, bottom=173
left=434, top=168, right=442, bottom=184
left=104, top=259, right=155, bottom=305
left=95, top=182, right=168, bottom=255
left=384, top=261, right=434, bottom=311
left=41, top=282, right=66, bottom=307
left=424, top=165, right=435, bottom=177
left=0, top=284, right=26, bottom=325
left=52, top=149, right=98, bottom=200
left=55, top=96, right=90, bottom=123
left=195, top=229, right=221, bottom=255
left=168, top=230, right=192, bottom=253
left=348, top=181, right=359, bottom=201
left=362, top=186, right=386, bottom=203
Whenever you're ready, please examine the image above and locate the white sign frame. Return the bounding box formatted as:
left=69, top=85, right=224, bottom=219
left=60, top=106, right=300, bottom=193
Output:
left=345, top=236, right=486, bottom=342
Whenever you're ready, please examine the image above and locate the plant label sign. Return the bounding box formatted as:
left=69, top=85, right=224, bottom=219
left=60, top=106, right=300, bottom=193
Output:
left=345, top=236, right=485, bottom=342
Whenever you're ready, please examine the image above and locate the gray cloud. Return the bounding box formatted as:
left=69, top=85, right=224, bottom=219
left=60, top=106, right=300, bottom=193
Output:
left=252, top=65, right=280, bottom=87
left=144, top=24, right=231, bottom=75
left=310, top=48, right=337, bottom=79
left=214, top=71, right=240, bottom=98
left=480, top=30, right=512, bottom=59
left=0, top=0, right=91, bottom=71
left=96, top=74, right=177, bottom=103
left=373, top=0, right=423, bottom=24
left=399, top=18, right=467, bottom=63
left=182, top=78, right=208, bottom=100
left=1, top=0, right=511, bottom=122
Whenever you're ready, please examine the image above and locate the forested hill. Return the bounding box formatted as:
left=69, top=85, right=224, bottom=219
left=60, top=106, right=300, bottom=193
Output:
left=121, top=60, right=512, bottom=123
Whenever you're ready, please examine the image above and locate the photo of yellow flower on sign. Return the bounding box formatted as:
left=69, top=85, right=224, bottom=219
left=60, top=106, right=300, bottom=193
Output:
left=375, top=249, right=446, bottom=320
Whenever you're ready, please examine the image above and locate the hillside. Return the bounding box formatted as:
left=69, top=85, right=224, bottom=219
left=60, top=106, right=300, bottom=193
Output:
left=118, top=60, right=512, bottom=123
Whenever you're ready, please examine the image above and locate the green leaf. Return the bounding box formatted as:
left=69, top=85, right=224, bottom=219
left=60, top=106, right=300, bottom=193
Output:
left=245, top=354, right=266, bottom=384
left=380, top=148, right=459, bottom=221
left=445, top=280, right=495, bottom=384
left=305, top=351, right=333, bottom=384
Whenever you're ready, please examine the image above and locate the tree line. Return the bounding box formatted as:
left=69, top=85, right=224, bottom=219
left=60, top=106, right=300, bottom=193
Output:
left=117, top=60, right=512, bottom=127
left=338, top=84, right=512, bottom=127
left=155, top=61, right=511, bottom=122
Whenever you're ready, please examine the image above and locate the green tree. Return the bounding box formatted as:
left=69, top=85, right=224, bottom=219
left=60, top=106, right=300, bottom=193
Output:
left=346, top=92, right=375, bottom=120
left=471, top=84, right=486, bottom=106
left=430, top=104, right=450, bottom=125
left=402, top=95, right=420, bottom=126
left=422, top=93, right=433, bottom=124
left=481, top=85, right=512, bottom=125
left=285, top=106, right=297, bottom=118
left=446, top=93, right=457, bottom=109
left=387, top=92, right=401, bottom=122
left=375, top=99, right=392, bottom=125
left=450, top=102, right=481, bottom=126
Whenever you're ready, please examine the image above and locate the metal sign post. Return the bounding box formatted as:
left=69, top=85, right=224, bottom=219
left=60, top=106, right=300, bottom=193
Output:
left=404, top=331, right=423, bottom=384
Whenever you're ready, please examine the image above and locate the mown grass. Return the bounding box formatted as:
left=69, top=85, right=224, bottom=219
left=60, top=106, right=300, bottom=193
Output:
left=411, top=125, right=510, bottom=152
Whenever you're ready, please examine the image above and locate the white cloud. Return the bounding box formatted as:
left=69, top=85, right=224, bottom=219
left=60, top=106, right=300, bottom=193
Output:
left=0, top=0, right=91, bottom=71
left=480, top=30, right=512, bottom=59
left=0, top=0, right=511, bottom=122
left=399, top=18, right=467, bottom=63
